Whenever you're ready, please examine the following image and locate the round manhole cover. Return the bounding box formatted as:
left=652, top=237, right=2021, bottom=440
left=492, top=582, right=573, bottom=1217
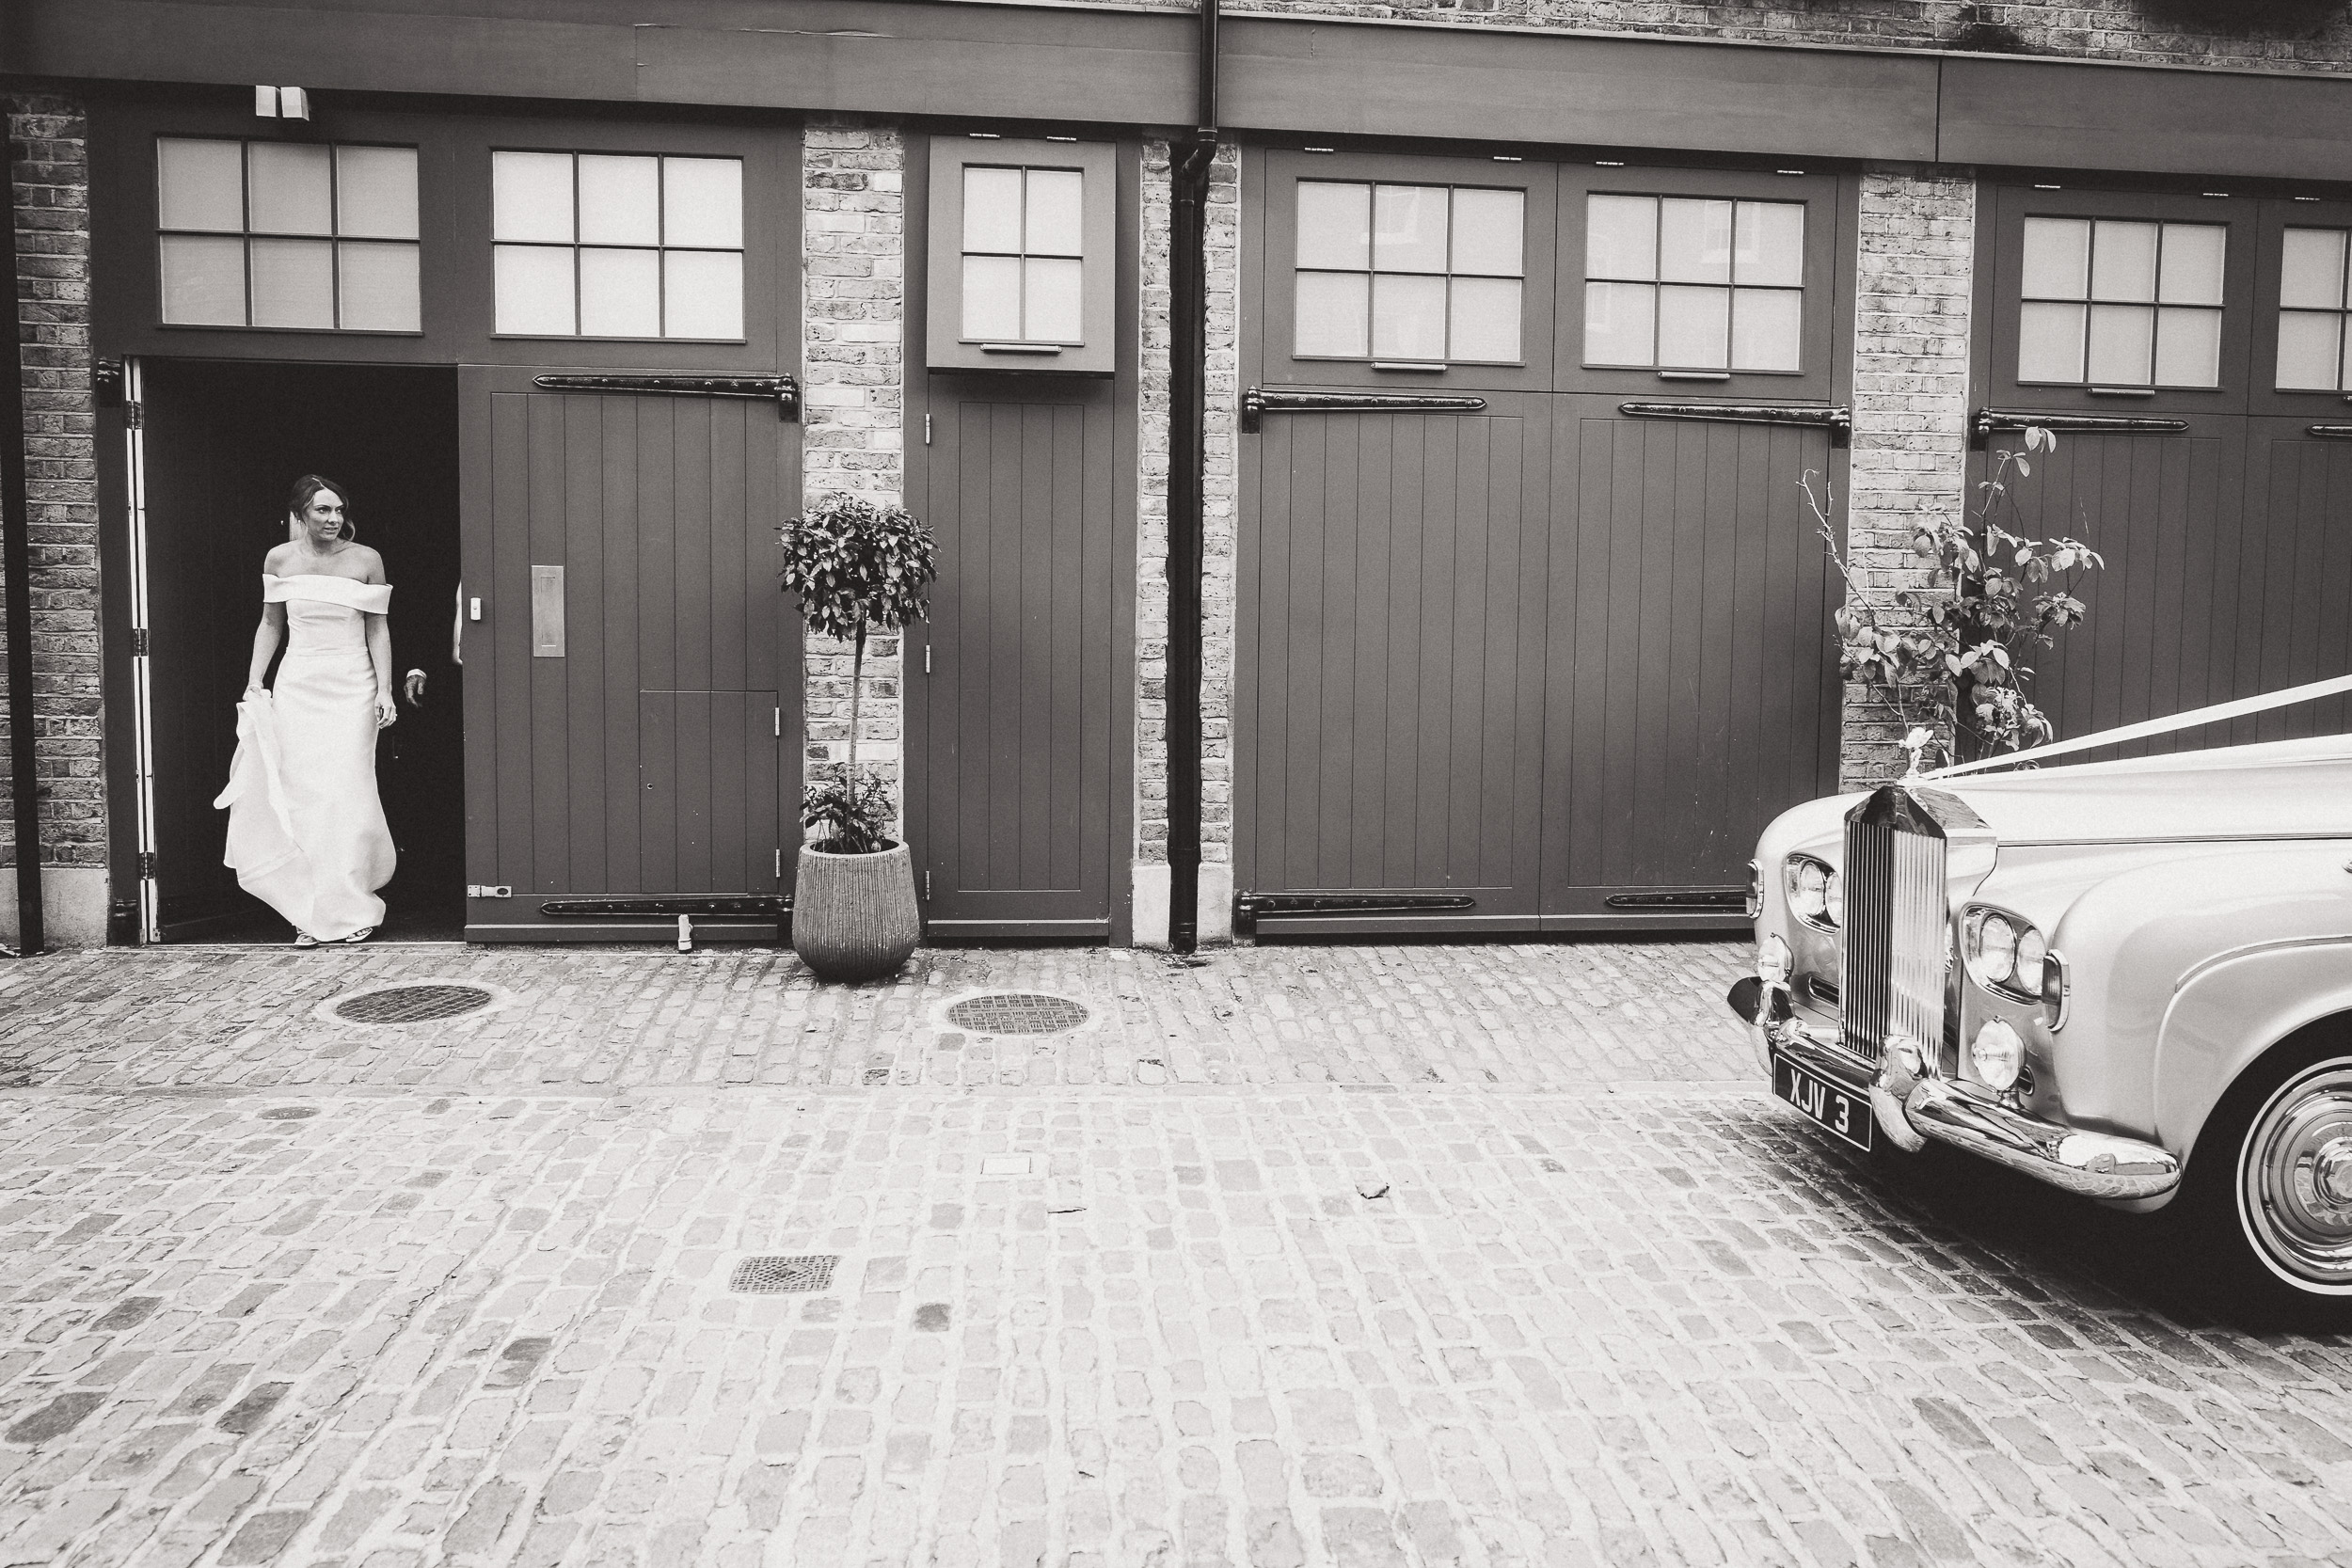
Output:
left=333, top=985, right=495, bottom=1025
left=944, top=992, right=1089, bottom=1036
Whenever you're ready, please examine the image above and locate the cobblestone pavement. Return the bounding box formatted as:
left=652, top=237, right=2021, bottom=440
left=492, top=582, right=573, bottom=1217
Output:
left=3, top=941, right=2351, bottom=1568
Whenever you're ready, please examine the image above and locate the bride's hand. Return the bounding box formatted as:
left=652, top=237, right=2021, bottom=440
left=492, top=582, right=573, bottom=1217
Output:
left=375, top=691, right=398, bottom=729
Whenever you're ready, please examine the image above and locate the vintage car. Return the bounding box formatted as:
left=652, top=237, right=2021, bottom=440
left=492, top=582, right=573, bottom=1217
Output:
left=1729, top=717, right=2352, bottom=1317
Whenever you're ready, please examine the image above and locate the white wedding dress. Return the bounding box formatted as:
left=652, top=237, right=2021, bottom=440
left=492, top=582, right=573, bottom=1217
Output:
left=214, top=574, right=398, bottom=940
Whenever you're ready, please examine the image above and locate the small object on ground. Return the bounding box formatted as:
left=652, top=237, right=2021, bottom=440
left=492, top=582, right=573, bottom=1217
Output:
left=1047, top=1204, right=1087, bottom=1215
left=1357, top=1181, right=1391, bottom=1200
left=293, top=932, right=318, bottom=948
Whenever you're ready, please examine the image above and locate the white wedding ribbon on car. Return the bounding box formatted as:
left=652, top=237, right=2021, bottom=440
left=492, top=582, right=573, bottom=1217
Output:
left=1926, top=672, right=2352, bottom=780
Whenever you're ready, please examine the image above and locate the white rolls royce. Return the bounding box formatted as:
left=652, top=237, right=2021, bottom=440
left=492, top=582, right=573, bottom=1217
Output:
left=1730, top=694, right=2352, bottom=1320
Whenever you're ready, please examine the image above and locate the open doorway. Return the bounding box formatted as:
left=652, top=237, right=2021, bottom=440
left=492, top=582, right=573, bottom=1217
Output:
left=137, top=360, right=464, bottom=942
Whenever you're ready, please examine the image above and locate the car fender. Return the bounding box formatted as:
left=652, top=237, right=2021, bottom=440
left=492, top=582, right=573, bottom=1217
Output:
left=2157, top=939, right=2352, bottom=1173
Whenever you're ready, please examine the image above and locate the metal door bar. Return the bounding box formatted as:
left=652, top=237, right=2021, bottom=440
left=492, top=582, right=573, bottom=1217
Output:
left=1971, top=407, right=2187, bottom=448
left=1242, top=388, right=1487, bottom=431
left=1617, top=401, right=1853, bottom=448
left=530, top=373, right=801, bottom=420
left=122, top=357, right=162, bottom=943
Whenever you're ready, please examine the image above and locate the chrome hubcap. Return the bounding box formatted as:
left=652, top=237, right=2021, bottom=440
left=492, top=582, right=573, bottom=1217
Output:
left=2240, top=1064, right=2352, bottom=1290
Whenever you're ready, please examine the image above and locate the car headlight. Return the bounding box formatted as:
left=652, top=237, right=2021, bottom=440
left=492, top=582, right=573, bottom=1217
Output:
left=1783, top=854, right=1840, bottom=930
left=1970, top=1019, right=2025, bottom=1091
left=1963, top=905, right=2045, bottom=1001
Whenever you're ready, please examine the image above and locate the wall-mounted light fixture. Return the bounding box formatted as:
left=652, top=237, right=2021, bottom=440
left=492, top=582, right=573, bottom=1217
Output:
left=254, top=87, right=310, bottom=120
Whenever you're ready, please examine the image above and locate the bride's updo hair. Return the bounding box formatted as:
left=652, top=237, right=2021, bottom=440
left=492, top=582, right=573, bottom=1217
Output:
left=286, top=473, right=355, bottom=541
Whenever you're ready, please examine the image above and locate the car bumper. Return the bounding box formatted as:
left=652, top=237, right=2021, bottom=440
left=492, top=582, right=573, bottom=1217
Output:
left=1728, top=978, right=2181, bottom=1201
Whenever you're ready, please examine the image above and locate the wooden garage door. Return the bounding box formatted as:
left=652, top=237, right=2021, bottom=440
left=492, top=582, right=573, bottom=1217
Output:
left=459, top=368, right=800, bottom=940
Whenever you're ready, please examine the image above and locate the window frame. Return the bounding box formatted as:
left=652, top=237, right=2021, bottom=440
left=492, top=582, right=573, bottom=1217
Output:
left=152, top=134, right=424, bottom=337
left=2249, top=195, right=2352, bottom=419
left=1557, top=164, right=1841, bottom=402
left=1260, top=149, right=1557, bottom=394
left=485, top=147, right=749, bottom=344
left=1988, top=184, right=2256, bottom=415
left=926, top=136, right=1117, bottom=375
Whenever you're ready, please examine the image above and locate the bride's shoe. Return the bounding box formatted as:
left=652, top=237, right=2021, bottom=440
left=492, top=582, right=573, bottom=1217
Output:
left=342, top=927, right=375, bottom=944
left=293, top=931, right=318, bottom=948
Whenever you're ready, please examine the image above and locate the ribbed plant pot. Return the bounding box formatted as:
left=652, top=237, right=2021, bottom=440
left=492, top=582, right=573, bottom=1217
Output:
left=791, top=840, right=920, bottom=983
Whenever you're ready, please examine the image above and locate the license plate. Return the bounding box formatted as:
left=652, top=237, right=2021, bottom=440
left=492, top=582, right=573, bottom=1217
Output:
left=1773, top=1054, right=1873, bottom=1152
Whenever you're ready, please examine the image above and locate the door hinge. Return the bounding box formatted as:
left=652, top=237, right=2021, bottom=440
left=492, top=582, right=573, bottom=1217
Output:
left=924, top=413, right=932, bottom=446
left=467, top=883, right=513, bottom=898
left=924, top=870, right=931, bottom=899
left=775, top=847, right=782, bottom=879
left=773, top=706, right=781, bottom=737
left=136, top=850, right=157, bottom=879
left=130, top=626, right=150, bottom=658
left=123, top=400, right=143, bottom=430
left=924, top=644, right=931, bottom=675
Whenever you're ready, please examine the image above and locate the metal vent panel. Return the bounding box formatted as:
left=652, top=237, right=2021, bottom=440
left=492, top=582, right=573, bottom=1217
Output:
left=728, top=1255, right=838, bottom=1294
left=944, top=992, right=1089, bottom=1036
left=333, top=985, right=495, bottom=1025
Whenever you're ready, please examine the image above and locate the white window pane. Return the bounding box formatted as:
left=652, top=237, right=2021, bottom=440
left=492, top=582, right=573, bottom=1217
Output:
left=962, top=167, right=1023, bottom=255
left=2153, top=306, right=2221, bottom=388
left=1023, top=256, right=1082, bottom=342
left=493, top=151, right=573, bottom=244
left=2158, top=224, right=2226, bottom=307
left=2277, top=310, right=2344, bottom=390
left=1296, top=182, right=1370, bottom=272
left=1583, top=280, right=1655, bottom=366
left=2021, top=216, right=2090, bottom=298
left=1024, top=169, right=1083, bottom=257
left=246, top=143, right=332, bottom=236
left=1295, top=272, right=1368, bottom=357
left=2090, top=220, right=2158, bottom=302
left=248, top=236, right=334, bottom=328
left=1731, top=288, right=1803, bottom=372
left=1450, top=188, right=1523, bottom=277
left=1659, top=198, right=1733, bottom=285
left=336, top=241, right=420, bottom=331
left=1657, top=283, right=1730, bottom=368
left=2018, top=300, right=2087, bottom=382
left=1734, top=201, right=1804, bottom=288
left=2281, top=229, right=2349, bottom=311
left=158, top=233, right=246, bottom=324
left=962, top=253, right=1022, bottom=340
left=664, top=249, right=743, bottom=340
left=157, top=138, right=244, bottom=232
left=494, top=244, right=576, bottom=335
left=577, top=154, right=659, bottom=247
left=1371, top=273, right=1446, bottom=358
left=1447, top=277, right=1520, bottom=362
left=2086, top=301, right=2154, bottom=383
left=663, top=157, right=742, bottom=250
left=334, top=146, right=418, bottom=240
left=1586, top=195, right=1657, bottom=282
left=1372, top=185, right=1448, bottom=274
left=580, top=246, right=660, bottom=337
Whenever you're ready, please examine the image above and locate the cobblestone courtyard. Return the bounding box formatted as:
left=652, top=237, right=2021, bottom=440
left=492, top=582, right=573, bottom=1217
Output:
left=3, top=940, right=2351, bottom=1567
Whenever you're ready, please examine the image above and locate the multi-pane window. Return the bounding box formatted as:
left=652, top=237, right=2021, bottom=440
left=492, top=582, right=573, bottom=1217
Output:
left=491, top=151, right=743, bottom=340
left=1293, top=182, right=1525, bottom=363
left=2277, top=228, right=2352, bottom=392
left=960, top=166, right=1084, bottom=344
left=156, top=137, right=420, bottom=331
left=1584, top=195, right=1804, bottom=373
left=2018, top=216, right=2224, bottom=388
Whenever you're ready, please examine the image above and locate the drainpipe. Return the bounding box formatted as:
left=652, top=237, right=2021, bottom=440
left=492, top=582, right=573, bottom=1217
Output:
left=0, top=119, right=41, bottom=958
left=1167, top=0, right=1217, bottom=951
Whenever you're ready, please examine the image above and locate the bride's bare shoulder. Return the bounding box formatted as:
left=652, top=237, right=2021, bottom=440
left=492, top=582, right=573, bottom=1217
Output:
left=262, top=541, right=300, bottom=573
left=346, top=543, right=389, bottom=583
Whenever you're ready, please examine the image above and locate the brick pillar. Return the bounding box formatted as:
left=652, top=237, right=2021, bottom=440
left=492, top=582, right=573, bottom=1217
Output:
left=1840, top=164, right=1976, bottom=791
left=1134, top=141, right=1240, bottom=949
left=4, top=92, right=103, bottom=947
left=800, top=119, right=908, bottom=825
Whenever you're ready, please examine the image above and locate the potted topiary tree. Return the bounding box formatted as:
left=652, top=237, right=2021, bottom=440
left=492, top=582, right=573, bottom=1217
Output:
left=778, top=491, right=938, bottom=982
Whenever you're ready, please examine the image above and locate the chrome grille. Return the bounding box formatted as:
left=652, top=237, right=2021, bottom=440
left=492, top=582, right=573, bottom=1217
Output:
left=1841, top=789, right=1949, bottom=1065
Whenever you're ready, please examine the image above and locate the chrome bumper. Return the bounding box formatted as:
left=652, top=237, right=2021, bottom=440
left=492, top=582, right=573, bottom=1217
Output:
left=1733, top=980, right=2180, bottom=1202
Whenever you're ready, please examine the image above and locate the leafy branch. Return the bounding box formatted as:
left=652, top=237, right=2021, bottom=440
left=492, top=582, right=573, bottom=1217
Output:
left=1810, top=427, right=2105, bottom=773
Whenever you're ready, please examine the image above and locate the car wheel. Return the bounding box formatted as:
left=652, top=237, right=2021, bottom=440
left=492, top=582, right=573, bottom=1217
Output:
left=2179, top=1038, right=2352, bottom=1326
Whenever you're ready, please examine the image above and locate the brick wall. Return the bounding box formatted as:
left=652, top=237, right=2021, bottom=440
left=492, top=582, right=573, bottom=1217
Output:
left=1840, top=164, right=1977, bottom=791
left=1136, top=143, right=1172, bottom=909
left=1081, top=0, right=2352, bottom=71
left=799, top=119, right=909, bottom=822
left=4, top=92, right=104, bottom=945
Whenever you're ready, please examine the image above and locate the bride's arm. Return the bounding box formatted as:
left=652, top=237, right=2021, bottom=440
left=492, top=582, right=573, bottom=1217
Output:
left=365, top=611, right=397, bottom=728
left=246, top=603, right=284, bottom=692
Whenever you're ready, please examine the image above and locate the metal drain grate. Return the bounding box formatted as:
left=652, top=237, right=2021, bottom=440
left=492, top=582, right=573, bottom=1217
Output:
left=334, top=985, right=495, bottom=1025
left=944, top=992, right=1089, bottom=1036
left=257, top=1106, right=318, bottom=1121
left=728, top=1255, right=838, bottom=1294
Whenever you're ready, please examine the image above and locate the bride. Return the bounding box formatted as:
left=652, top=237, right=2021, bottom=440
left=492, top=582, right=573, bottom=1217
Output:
left=215, top=475, right=399, bottom=945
